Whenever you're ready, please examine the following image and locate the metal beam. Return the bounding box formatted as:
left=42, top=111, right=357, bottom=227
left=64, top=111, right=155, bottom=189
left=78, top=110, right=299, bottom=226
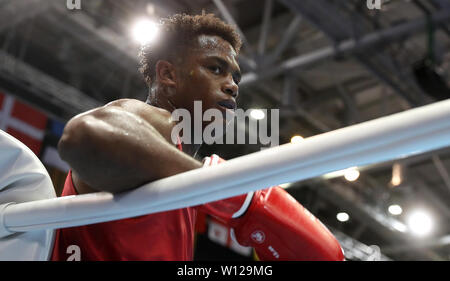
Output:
left=212, top=0, right=251, bottom=52
left=415, top=176, right=450, bottom=220
left=281, top=74, right=295, bottom=107
left=212, top=0, right=258, bottom=71
left=257, top=0, right=273, bottom=57
left=0, top=0, right=51, bottom=32
left=278, top=0, right=449, bottom=106
left=356, top=58, right=421, bottom=106
left=431, top=0, right=450, bottom=14
left=0, top=50, right=101, bottom=120
left=281, top=0, right=366, bottom=41
left=347, top=146, right=450, bottom=177
left=330, top=227, right=392, bottom=261
left=432, top=155, right=450, bottom=192
left=240, top=10, right=450, bottom=86
left=253, top=82, right=333, bottom=133
left=49, top=2, right=139, bottom=71
left=337, top=83, right=362, bottom=124
left=265, top=16, right=302, bottom=66
left=382, top=234, right=450, bottom=255
left=414, top=0, right=450, bottom=36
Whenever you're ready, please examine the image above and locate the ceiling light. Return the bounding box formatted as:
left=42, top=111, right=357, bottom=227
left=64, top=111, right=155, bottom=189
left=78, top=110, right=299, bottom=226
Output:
left=388, top=204, right=403, bottom=216
left=344, top=167, right=360, bottom=182
left=132, top=19, right=159, bottom=45
left=250, top=109, right=265, bottom=120
left=279, top=183, right=291, bottom=189
left=407, top=209, right=433, bottom=237
left=337, top=212, right=349, bottom=222
left=290, top=135, right=304, bottom=144
left=391, top=163, right=404, bottom=187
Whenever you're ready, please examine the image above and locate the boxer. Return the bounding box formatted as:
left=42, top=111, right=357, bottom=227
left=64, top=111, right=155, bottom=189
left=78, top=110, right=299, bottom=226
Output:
left=51, top=13, right=344, bottom=261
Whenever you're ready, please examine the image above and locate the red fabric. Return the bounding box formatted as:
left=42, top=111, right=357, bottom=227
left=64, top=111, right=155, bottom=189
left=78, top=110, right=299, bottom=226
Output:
left=0, top=94, right=47, bottom=156
left=10, top=100, right=48, bottom=130
left=51, top=138, right=198, bottom=261
left=194, top=210, right=207, bottom=234
left=51, top=170, right=197, bottom=261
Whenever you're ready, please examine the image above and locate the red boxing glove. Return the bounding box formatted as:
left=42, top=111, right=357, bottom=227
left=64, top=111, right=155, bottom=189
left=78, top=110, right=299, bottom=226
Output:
left=200, top=154, right=345, bottom=261
left=198, top=155, right=254, bottom=226
left=230, top=187, right=345, bottom=261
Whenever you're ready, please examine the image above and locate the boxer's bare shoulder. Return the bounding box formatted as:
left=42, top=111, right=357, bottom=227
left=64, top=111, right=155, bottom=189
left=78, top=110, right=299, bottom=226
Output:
left=58, top=98, right=185, bottom=194
left=103, top=99, right=175, bottom=142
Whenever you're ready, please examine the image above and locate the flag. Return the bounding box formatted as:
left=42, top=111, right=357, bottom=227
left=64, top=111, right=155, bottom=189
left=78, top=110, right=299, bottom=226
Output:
left=0, top=92, right=48, bottom=156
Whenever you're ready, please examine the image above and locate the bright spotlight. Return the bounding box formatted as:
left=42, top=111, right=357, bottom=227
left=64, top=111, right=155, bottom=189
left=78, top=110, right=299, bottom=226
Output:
left=407, top=210, right=433, bottom=237
left=279, top=183, right=292, bottom=189
left=344, top=167, right=360, bottom=182
left=250, top=109, right=265, bottom=120
left=336, top=212, right=349, bottom=222
left=132, top=19, right=159, bottom=45
left=290, top=135, right=304, bottom=144
left=388, top=204, right=403, bottom=216
left=391, top=163, right=404, bottom=187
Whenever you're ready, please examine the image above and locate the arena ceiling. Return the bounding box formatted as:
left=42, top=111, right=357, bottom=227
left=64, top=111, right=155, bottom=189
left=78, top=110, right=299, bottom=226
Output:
left=0, top=0, right=449, bottom=260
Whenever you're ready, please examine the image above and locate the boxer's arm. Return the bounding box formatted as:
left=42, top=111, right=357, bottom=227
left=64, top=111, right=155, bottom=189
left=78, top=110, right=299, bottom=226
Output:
left=58, top=98, right=202, bottom=194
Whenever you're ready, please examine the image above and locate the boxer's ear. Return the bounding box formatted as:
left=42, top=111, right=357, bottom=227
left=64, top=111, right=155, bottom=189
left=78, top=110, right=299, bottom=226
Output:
left=155, top=60, right=177, bottom=88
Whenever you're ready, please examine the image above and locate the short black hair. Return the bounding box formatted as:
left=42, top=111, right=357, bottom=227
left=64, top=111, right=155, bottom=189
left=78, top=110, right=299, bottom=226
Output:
left=138, top=13, right=242, bottom=88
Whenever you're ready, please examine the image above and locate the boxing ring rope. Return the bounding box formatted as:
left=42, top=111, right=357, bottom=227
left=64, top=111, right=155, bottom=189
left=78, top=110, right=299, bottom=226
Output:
left=1, top=99, right=450, bottom=237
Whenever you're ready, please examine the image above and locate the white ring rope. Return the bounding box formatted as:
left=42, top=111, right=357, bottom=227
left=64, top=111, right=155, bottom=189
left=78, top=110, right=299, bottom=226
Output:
left=1, top=99, right=450, bottom=237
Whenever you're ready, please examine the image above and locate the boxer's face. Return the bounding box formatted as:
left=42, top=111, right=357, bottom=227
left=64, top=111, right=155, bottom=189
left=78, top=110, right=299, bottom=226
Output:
left=172, top=34, right=241, bottom=128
